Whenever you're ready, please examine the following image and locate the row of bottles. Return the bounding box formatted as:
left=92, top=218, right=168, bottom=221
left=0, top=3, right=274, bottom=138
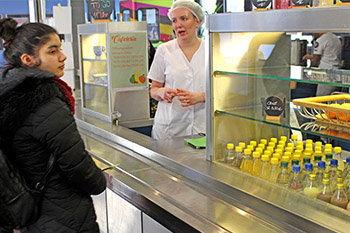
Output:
left=245, top=0, right=347, bottom=10
left=221, top=135, right=350, bottom=210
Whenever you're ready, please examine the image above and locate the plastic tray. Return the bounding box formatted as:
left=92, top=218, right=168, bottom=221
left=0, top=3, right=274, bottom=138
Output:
left=293, top=94, right=350, bottom=127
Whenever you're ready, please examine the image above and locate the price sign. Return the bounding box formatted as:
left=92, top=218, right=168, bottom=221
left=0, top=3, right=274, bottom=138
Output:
left=291, top=0, right=310, bottom=6
left=251, top=0, right=272, bottom=8
left=86, top=0, right=115, bottom=20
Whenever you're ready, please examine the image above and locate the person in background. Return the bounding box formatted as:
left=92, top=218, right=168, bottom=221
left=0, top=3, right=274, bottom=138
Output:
left=303, top=32, right=342, bottom=96
left=0, top=18, right=106, bottom=232
left=149, top=0, right=205, bottom=140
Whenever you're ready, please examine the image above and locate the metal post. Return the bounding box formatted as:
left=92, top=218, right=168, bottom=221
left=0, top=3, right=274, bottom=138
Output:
left=28, top=0, right=46, bottom=23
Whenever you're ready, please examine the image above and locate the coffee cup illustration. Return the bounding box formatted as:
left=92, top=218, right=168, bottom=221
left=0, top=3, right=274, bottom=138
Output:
left=93, top=46, right=105, bottom=57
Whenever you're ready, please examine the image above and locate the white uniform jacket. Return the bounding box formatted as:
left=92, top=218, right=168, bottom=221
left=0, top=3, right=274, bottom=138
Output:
left=148, top=39, right=205, bottom=140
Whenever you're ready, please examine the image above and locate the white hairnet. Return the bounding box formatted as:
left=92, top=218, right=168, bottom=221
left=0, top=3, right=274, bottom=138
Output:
left=168, top=0, right=205, bottom=27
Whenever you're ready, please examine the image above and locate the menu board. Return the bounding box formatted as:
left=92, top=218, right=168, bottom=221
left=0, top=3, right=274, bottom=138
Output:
left=86, top=0, right=115, bottom=20
left=110, top=32, right=148, bottom=88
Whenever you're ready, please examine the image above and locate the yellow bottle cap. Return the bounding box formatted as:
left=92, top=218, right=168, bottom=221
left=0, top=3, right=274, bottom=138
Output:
left=284, top=151, right=292, bottom=158
left=309, top=174, right=316, bottom=180
left=252, top=151, right=260, bottom=158
left=247, top=145, right=254, bottom=151
left=324, top=148, right=332, bottom=155
left=323, top=172, right=330, bottom=178
left=337, top=183, right=344, bottom=189
left=314, top=146, right=322, bottom=153
left=264, top=150, right=272, bottom=156
left=258, top=143, right=265, bottom=149
left=315, top=141, right=323, bottom=148
left=305, top=144, right=313, bottom=150
left=294, top=149, right=302, bottom=155
left=255, top=147, right=263, bottom=155
left=239, top=142, right=246, bottom=148
left=322, top=178, right=330, bottom=184
left=296, top=141, right=304, bottom=147
left=305, top=139, right=313, bottom=144
left=285, top=148, right=293, bottom=154
left=272, top=153, right=281, bottom=159
left=244, top=148, right=251, bottom=155
left=268, top=142, right=276, bottom=148
left=266, top=146, right=274, bottom=152
left=227, top=143, right=234, bottom=150
left=281, top=156, right=290, bottom=162
left=261, top=155, right=269, bottom=161
left=303, top=152, right=312, bottom=158
left=260, top=139, right=267, bottom=145
left=337, top=177, right=344, bottom=183
left=293, top=154, right=301, bottom=160
left=270, top=138, right=278, bottom=144
left=235, top=146, right=243, bottom=152
left=325, top=144, right=332, bottom=150
left=291, top=134, right=298, bottom=140
left=287, top=142, right=294, bottom=148
left=280, top=136, right=287, bottom=142
left=276, top=145, right=284, bottom=151
left=271, top=157, right=279, bottom=164
left=275, top=149, right=283, bottom=155
left=249, top=141, right=257, bottom=147
left=278, top=141, right=286, bottom=146
left=334, top=146, right=342, bottom=153
left=296, top=145, right=303, bottom=152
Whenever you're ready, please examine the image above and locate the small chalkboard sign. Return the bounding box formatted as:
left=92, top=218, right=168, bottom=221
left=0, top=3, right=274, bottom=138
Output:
left=251, top=0, right=272, bottom=8
left=291, top=0, right=310, bottom=6
left=261, top=96, right=286, bottom=117
left=86, top=0, right=115, bottom=21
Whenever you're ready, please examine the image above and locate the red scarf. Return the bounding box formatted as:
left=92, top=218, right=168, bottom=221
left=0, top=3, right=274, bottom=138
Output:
left=53, top=77, right=75, bottom=114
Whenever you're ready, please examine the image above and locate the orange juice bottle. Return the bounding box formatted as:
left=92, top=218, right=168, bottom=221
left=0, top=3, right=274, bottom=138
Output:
left=258, top=155, right=270, bottom=180
left=250, top=151, right=261, bottom=175
left=240, top=149, right=252, bottom=172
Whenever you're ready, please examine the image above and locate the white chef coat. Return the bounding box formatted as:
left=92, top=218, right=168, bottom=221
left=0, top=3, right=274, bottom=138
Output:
left=313, top=33, right=342, bottom=69
left=148, top=39, right=205, bottom=140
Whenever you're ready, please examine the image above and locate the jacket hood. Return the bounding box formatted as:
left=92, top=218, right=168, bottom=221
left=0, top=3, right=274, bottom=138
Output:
left=0, top=66, right=55, bottom=97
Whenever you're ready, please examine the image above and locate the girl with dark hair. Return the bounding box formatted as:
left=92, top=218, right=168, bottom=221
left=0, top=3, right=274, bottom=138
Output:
left=0, top=18, right=106, bottom=232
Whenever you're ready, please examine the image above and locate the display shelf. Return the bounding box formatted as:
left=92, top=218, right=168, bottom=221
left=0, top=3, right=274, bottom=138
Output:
left=214, top=67, right=350, bottom=87
left=83, top=58, right=107, bottom=62
left=216, top=106, right=350, bottom=143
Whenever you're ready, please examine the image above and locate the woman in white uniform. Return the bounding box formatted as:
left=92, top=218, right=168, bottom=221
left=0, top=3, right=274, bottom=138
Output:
left=149, top=0, right=205, bottom=140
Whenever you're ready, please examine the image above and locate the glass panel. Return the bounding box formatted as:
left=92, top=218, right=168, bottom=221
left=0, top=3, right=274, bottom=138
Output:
left=81, top=33, right=109, bottom=116
left=212, top=31, right=350, bottom=162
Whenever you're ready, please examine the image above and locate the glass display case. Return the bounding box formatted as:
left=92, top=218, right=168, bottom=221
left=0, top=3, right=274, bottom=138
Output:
left=78, top=21, right=150, bottom=122
left=205, top=7, right=350, bottom=231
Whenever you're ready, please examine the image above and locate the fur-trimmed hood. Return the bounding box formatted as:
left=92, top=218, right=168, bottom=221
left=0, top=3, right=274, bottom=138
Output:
left=0, top=66, right=61, bottom=142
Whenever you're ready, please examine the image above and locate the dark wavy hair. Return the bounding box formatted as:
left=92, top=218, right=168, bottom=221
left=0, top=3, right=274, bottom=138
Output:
left=0, top=18, right=58, bottom=67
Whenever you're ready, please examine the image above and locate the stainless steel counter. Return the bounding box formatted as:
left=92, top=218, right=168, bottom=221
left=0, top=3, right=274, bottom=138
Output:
left=76, top=109, right=350, bottom=233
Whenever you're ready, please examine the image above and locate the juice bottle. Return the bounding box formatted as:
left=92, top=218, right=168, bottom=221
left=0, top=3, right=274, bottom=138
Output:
left=263, top=150, right=272, bottom=158
left=277, top=161, right=290, bottom=187
left=324, top=144, right=332, bottom=154
left=250, top=151, right=261, bottom=176
left=301, top=157, right=311, bottom=177
left=315, top=161, right=326, bottom=187
left=240, top=149, right=252, bottom=172
left=224, top=143, right=235, bottom=164
left=330, top=183, right=348, bottom=209
left=344, top=173, right=350, bottom=197
left=324, top=148, right=332, bottom=161
left=325, top=154, right=333, bottom=172
left=233, top=146, right=243, bottom=168
left=317, top=178, right=333, bottom=203
left=276, top=144, right=284, bottom=152
left=304, top=174, right=320, bottom=198
left=296, top=141, right=304, bottom=151
left=247, top=145, right=254, bottom=153
left=255, top=147, right=263, bottom=156
left=329, top=159, right=339, bottom=188
left=258, top=155, right=270, bottom=180
left=269, top=158, right=280, bottom=183
left=285, top=147, right=293, bottom=156
left=286, top=142, right=294, bottom=149
left=290, top=134, right=298, bottom=149
left=266, top=146, right=274, bottom=154
left=291, top=159, right=299, bottom=172
left=315, top=141, right=323, bottom=149
left=342, top=157, right=350, bottom=179
left=272, top=153, right=281, bottom=161
left=302, top=163, right=314, bottom=188
left=334, top=147, right=344, bottom=171
left=289, top=165, right=303, bottom=191
left=292, top=154, right=301, bottom=164
left=305, top=144, right=314, bottom=156
left=313, top=155, right=322, bottom=172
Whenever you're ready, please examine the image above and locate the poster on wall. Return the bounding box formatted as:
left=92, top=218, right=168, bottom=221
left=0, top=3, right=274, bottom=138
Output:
left=110, top=32, right=148, bottom=88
